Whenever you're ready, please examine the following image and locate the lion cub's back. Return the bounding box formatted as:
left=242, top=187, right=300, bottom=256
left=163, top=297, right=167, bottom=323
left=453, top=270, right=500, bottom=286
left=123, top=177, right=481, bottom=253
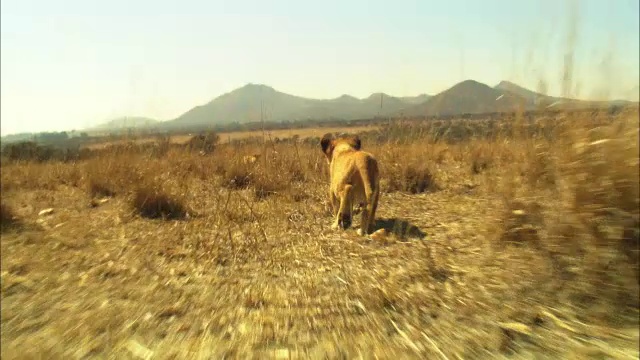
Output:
left=356, top=150, right=379, bottom=180
left=332, top=150, right=379, bottom=190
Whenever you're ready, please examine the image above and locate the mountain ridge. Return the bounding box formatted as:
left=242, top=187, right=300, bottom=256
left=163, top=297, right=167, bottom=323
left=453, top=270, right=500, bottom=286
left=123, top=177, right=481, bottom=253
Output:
left=89, top=80, right=638, bottom=131
left=90, top=116, right=160, bottom=131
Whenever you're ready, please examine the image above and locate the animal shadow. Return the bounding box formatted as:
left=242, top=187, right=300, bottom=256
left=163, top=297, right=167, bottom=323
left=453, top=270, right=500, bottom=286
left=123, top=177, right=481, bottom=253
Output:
left=374, top=218, right=426, bottom=240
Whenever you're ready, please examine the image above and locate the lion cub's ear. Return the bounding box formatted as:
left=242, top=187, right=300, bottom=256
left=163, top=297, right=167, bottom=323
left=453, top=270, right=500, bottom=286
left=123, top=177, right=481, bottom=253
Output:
left=320, top=133, right=335, bottom=156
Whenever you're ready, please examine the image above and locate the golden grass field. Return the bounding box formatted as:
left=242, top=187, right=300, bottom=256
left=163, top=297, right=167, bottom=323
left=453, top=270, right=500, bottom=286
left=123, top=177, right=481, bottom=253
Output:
left=1, top=110, right=639, bottom=359
left=83, top=126, right=378, bottom=150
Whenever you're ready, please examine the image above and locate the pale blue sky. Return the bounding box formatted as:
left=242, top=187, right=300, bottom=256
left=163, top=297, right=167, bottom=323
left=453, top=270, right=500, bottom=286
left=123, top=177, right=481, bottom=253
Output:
left=1, top=0, right=638, bottom=135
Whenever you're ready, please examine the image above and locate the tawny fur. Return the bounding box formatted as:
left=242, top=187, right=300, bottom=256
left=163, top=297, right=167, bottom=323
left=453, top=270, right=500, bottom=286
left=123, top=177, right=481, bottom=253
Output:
left=320, top=133, right=380, bottom=236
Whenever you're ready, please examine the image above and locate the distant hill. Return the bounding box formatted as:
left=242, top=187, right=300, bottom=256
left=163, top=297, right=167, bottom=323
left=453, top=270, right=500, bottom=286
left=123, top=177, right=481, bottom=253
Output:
left=8, top=79, right=636, bottom=142
left=402, top=79, right=638, bottom=117
left=1, top=132, right=36, bottom=144
left=494, top=80, right=637, bottom=110
left=161, top=84, right=426, bottom=129
left=163, top=84, right=312, bottom=129
left=493, top=80, right=557, bottom=107
left=403, top=80, right=529, bottom=117
left=91, top=116, right=160, bottom=131
left=74, top=80, right=638, bottom=133
left=399, top=94, right=431, bottom=104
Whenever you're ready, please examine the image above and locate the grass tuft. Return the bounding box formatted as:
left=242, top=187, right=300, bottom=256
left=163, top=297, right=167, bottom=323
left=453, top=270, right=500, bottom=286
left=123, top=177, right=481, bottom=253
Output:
left=387, top=162, right=439, bottom=194
left=221, top=162, right=254, bottom=189
left=0, top=202, right=19, bottom=231
left=470, top=143, right=494, bottom=174
left=130, top=185, right=188, bottom=220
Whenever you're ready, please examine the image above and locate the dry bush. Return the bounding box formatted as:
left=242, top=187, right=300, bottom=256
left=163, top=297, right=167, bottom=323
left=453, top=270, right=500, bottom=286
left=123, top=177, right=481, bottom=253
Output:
left=149, top=134, right=171, bottom=158
left=214, top=144, right=316, bottom=200
left=271, top=145, right=317, bottom=184
left=86, top=178, right=117, bottom=198
left=146, top=146, right=222, bottom=184
left=498, top=197, right=545, bottom=245
left=0, top=202, right=19, bottom=231
left=522, top=141, right=558, bottom=188
left=434, top=147, right=453, bottom=164
left=130, top=184, right=188, bottom=220
left=567, top=121, right=639, bottom=216
left=386, top=162, right=439, bottom=194
left=220, top=160, right=255, bottom=190
left=184, top=131, right=219, bottom=155
left=469, top=142, right=496, bottom=174
left=0, top=141, right=83, bottom=163
left=285, top=162, right=307, bottom=183
left=251, top=163, right=291, bottom=200
left=1, top=161, right=83, bottom=192
left=490, top=112, right=640, bottom=324
left=379, top=145, right=440, bottom=194
left=82, top=149, right=192, bottom=220
left=83, top=155, right=143, bottom=197
left=561, top=116, right=640, bottom=298
left=252, top=181, right=286, bottom=200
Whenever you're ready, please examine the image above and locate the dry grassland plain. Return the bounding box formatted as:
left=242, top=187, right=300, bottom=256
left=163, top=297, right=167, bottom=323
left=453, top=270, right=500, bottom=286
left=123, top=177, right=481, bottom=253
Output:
left=1, top=110, right=639, bottom=359
left=83, top=126, right=378, bottom=151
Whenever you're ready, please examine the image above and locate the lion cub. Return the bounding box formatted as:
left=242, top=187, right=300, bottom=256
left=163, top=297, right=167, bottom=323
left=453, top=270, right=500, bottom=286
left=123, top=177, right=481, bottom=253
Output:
left=320, top=133, right=380, bottom=235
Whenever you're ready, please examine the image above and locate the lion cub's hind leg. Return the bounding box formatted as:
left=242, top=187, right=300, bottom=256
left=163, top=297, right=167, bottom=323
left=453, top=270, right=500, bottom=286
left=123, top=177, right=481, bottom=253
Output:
left=331, top=184, right=353, bottom=230
left=330, top=190, right=340, bottom=230
left=329, top=189, right=339, bottom=216
left=358, top=186, right=380, bottom=236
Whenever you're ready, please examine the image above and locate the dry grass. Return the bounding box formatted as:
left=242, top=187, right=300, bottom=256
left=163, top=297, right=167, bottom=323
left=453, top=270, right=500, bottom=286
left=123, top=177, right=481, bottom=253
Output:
left=130, top=185, right=188, bottom=220
left=1, top=110, right=639, bottom=359
left=470, top=142, right=495, bottom=174
left=0, top=202, right=19, bottom=232
left=83, top=125, right=379, bottom=150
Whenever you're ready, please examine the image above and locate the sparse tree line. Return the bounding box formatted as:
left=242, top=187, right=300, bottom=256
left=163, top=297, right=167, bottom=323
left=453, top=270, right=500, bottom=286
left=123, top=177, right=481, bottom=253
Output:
left=0, top=131, right=221, bottom=163
left=1, top=106, right=630, bottom=164
left=0, top=141, right=89, bottom=163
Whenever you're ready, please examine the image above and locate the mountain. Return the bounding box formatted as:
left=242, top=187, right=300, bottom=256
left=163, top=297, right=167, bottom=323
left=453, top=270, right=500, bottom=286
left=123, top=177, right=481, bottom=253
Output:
left=327, top=94, right=360, bottom=104
left=494, top=80, right=556, bottom=107
left=103, top=81, right=636, bottom=131
left=164, top=84, right=315, bottom=128
left=163, top=84, right=421, bottom=129
left=494, top=80, right=638, bottom=110
left=399, top=94, right=431, bottom=104
left=1, top=132, right=36, bottom=144
left=92, top=116, right=160, bottom=130
left=403, top=80, right=528, bottom=117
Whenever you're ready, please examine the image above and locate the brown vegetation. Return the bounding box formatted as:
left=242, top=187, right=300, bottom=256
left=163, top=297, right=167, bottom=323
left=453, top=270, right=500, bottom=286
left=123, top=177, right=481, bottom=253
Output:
left=81, top=125, right=378, bottom=151
left=130, top=185, right=188, bottom=220
left=1, top=109, right=638, bottom=359
left=0, top=202, right=19, bottom=232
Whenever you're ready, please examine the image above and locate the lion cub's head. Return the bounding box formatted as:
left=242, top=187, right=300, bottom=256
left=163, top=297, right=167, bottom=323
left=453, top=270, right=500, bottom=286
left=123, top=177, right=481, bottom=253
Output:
left=320, top=133, right=362, bottom=163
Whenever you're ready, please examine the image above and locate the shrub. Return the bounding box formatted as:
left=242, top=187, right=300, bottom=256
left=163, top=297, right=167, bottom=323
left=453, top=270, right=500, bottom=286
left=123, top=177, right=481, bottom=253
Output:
left=83, top=156, right=141, bottom=198
left=185, top=131, right=219, bottom=155
left=387, top=162, right=439, bottom=194
left=0, top=202, right=19, bottom=231
left=470, top=144, right=494, bottom=174
left=491, top=113, right=640, bottom=324
left=221, top=162, right=254, bottom=190
left=130, top=185, right=188, bottom=220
